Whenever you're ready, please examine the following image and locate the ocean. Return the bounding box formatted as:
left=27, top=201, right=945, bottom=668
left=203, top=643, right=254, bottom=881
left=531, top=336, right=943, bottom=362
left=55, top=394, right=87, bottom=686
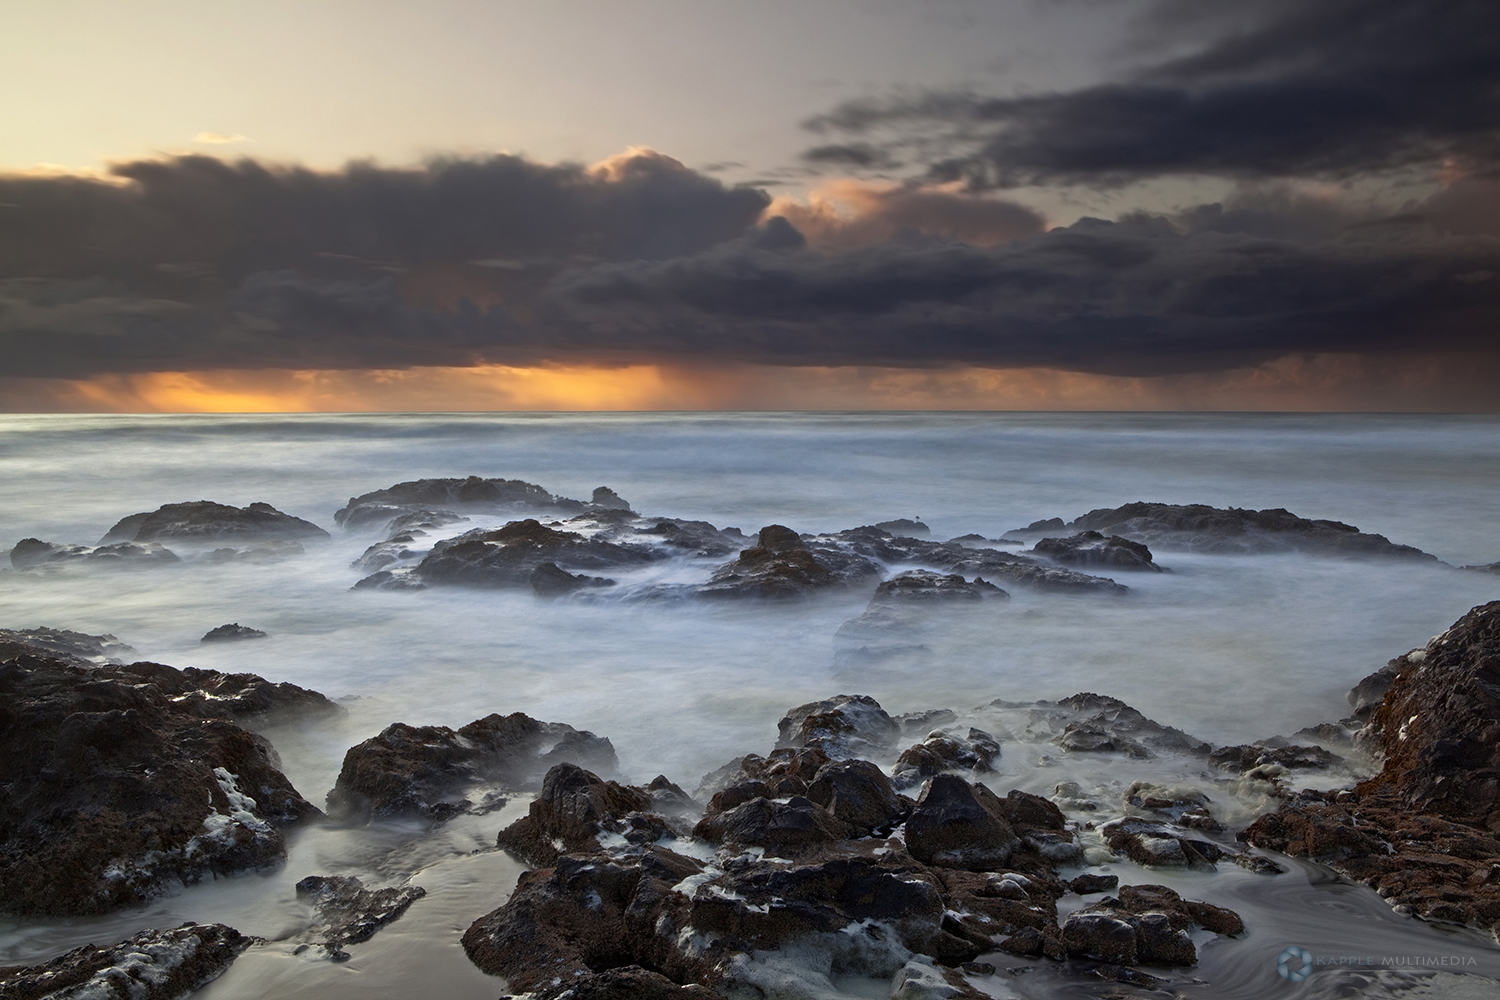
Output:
left=2, top=411, right=1498, bottom=998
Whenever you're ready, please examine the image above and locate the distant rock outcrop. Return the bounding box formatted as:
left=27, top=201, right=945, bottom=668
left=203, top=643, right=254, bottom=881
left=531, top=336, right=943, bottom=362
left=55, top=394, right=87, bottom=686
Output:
left=100, top=500, right=328, bottom=544
left=201, top=623, right=268, bottom=643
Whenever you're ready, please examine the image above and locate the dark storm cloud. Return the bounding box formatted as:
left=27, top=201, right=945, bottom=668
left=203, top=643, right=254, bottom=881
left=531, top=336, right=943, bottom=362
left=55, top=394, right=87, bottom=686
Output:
left=538, top=207, right=1500, bottom=375
left=803, top=0, right=1500, bottom=187
left=1, top=153, right=1497, bottom=380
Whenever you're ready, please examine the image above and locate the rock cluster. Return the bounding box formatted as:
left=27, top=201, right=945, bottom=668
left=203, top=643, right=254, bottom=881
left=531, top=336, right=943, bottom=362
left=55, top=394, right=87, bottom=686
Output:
left=1246, top=601, right=1500, bottom=929
left=100, top=500, right=329, bottom=544
left=1003, top=501, right=1439, bottom=559
left=1031, top=530, right=1163, bottom=571
left=0, top=652, right=327, bottom=915
left=0, top=923, right=251, bottom=1000
left=294, top=874, right=426, bottom=960
left=326, top=712, right=618, bottom=821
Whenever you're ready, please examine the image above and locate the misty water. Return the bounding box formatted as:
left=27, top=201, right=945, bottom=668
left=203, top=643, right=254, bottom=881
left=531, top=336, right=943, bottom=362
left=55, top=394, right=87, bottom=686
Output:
left=2, top=411, right=1499, bottom=999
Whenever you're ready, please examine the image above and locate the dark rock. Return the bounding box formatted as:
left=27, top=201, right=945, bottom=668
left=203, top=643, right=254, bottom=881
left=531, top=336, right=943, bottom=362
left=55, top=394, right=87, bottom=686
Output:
left=905, top=775, right=1019, bottom=870
left=892, top=729, right=1001, bottom=788
left=805, top=759, right=907, bottom=835
left=334, top=476, right=585, bottom=527
left=693, top=795, right=850, bottom=853
left=0, top=923, right=251, bottom=1000
left=549, top=966, right=718, bottom=1000
left=1208, top=743, right=1343, bottom=773
left=495, top=763, right=658, bottom=865
left=871, top=570, right=1003, bottom=602
left=776, top=694, right=900, bottom=759
left=203, top=540, right=306, bottom=564
left=948, top=552, right=1128, bottom=594
left=0, top=653, right=321, bottom=916
left=591, top=486, right=633, bottom=510
left=1030, top=693, right=1210, bottom=759
left=698, top=526, right=881, bottom=600
left=378, top=518, right=660, bottom=590
left=1245, top=601, right=1500, bottom=933
left=1006, top=501, right=1438, bottom=560
left=294, top=874, right=425, bottom=958
left=874, top=518, right=931, bottom=538
left=890, top=960, right=989, bottom=999
left=0, top=627, right=135, bottom=665
left=327, top=713, right=616, bottom=822
left=1031, top=531, right=1162, bottom=571
left=9, top=538, right=181, bottom=570
left=1067, top=883, right=1243, bottom=966
left=1060, top=912, right=1138, bottom=964
left=201, top=623, right=268, bottom=643
left=1347, top=655, right=1404, bottom=719
left=1069, top=873, right=1119, bottom=894
left=101, top=501, right=328, bottom=544
left=694, top=746, right=831, bottom=801
left=530, top=561, right=616, bottom=597
left=1099, top=817, right=1222, bottom=870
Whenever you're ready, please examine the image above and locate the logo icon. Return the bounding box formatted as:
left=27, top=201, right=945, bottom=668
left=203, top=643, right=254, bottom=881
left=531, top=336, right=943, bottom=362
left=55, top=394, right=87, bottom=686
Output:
left=1278, top=945, right=1313, bottom=982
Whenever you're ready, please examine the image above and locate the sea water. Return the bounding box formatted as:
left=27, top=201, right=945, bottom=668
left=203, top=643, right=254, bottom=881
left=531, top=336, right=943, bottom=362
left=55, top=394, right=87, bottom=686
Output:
left=1, top=411, right=1497, bottom=998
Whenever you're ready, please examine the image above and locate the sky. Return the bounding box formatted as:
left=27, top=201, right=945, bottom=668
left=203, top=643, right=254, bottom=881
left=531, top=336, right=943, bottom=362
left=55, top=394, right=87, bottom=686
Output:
left=1, top=0, right=1497, bottom=412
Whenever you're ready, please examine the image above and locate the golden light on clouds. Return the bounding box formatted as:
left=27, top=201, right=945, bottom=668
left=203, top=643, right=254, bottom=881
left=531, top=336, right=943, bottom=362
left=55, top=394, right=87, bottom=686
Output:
left=192, top=132, right=252, bottom=144
left=3, top=353, right=1495, bottom=413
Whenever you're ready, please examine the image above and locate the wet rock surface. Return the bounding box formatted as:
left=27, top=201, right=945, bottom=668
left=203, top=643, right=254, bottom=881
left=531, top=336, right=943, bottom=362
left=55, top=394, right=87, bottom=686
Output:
left=334, top=475, right=589, bottom=527
left=9, top=537, right=182, bottom=570
left=777, top=693, right=901, bottom=759
left=1024, top=692, right=1211, bottom=759
left=294, top=874, right=426, bottom=959
left=100, top=500, right=329, bottom=544
left=0, top=653, right=325, bottom=915
left=892, top=729, right=1000, bottom=788
left=0, top=627, right=135, bottom=665
left=1003, top=501, right=1440, bottom=559
left=1030, top=530, right=1162, bottom=571
left=0, top=923, right=251, bottom=1000
left=1246, top=601, right=1500, bottom=931
left=201, top=623, right=268, bottom=643
left=698, top=524, right=882, bottom=599
left=496, top=762, right=667, bottom=866
left=327, top=713, right=617, bottom=822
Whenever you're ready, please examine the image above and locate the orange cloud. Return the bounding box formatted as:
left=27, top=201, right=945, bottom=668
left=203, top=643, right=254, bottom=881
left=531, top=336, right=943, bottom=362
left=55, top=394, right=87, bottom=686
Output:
left=3, top=353, right=1496, bottom=413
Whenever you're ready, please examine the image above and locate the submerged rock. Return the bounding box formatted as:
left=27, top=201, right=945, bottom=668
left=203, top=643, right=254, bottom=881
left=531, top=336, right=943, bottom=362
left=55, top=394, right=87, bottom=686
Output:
left=294, top=874, right=426, bottom=959
left=1004, top=501, right=1438, bottom=559
left=0, top=653, right=322, bottom=916
left=871, top=569, right=1003, bottom=602
left=9, top=538, right=180, bottom=570
left=873, top=518, right=931, bottom=538
left=1027, top=693, right=1210, bottom=759
left=1031, top=530, right=1162, bottom=571
left=201, top=623, right=268, bottom=643
left=496, top=762, right=665, bottom=865
left=1246, top=601, right=1500, bottom=931
left=1063, top=883, right=1242, bottom=966
left=327, top=712, right=617, bottom=822
left=891, top=729, right=1001, bottom=788
left=101, top=500, right=328, bottom=544
left=0, top=923, right=251, bottom=1000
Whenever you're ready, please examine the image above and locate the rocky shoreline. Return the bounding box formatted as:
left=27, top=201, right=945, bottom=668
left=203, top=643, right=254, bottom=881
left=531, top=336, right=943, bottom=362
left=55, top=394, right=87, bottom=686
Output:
left=4, top=598, right=1500, bottom=998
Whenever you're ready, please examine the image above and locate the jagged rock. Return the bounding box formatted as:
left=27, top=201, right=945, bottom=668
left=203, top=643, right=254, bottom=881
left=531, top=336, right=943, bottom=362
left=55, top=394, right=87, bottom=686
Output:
left=1028, top=693, right=1210, bottom=759
left=776, top=694, right=900, bottom=759
left=548, top=966, right=718, bottom=1000
left=9, top=538, right=181, bottom=570
left=1347, top=655, right=1406, bottom=719
left=904, top=775, right=1019, bottom=870
left=1067, top=883, right=1243, bottom=966
left=0, top=627, right=135, bottom=665
left=892, top=730, right=1001, bottom=788
left=1246, top=601, right=1500, bottom=932
left=1099, top=817, right=1222, bottom=869
left=327, top=714, right=616, bottom=822
left=591, top=486, right=633, bottom=510
left=874, top=519, right=931, bottom=539
left=871, top=570, right=1003, bottom=602
left=948, top=551, right=1128, bottom=594
left=693, top=795, right=850, bottom=852
left=0, top=923, right=251, bottom=1000
left=694, top=747, right=831, bottom=801
left=100, top=501, right=328, bottom=544
left=201, top=623, right=268, bottom=643
left=1031, top=531, right=1162, bottom=571
left=698, top=525, right=882, bottom=599
left=294, top=874, right=425, bottom=959
left=0, top=653, right=321, bottom=916
left=639, top=518, right=745, bottom=558
left=495, top=763, right=662, bottom=865
left=350, top=508, right=469, bottom=571
left=895, top=709, right=959, bottom=735
left=1004, top=501, right=1438, bottom=560
left=804, top=758, right=907, bottom=836
left=334, top=475, right=586, bottom=528
left=462, top=850, right=979, bottom=995
left=1069, top=872, right=1119, bottom=894
left=1208, top=743, right=1343, bottom=773
left=889, top=960, right=989, bottom=999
